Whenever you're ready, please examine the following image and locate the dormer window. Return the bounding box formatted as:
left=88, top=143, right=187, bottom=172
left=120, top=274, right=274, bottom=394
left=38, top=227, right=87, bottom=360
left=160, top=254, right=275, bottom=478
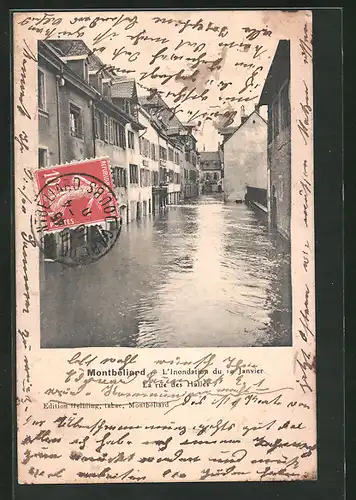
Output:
left=124, top=100, right=132, bottom=115
left=89, top=72, right=103, bottom=94
left=84, top=60, right=89, bottom=82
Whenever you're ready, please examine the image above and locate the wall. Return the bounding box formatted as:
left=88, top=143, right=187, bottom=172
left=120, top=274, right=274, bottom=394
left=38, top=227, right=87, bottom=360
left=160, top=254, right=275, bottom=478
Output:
left=58, top=85, right=94, bottom=163
left=268, top=126, right=291, bottom=240
left=126, top=124, right=142, bottom=222
left=223, top=113, right=267, bottom=202
left=38, top=64, right=60, bottom=167
left=183, top=154, right=199, bottom=199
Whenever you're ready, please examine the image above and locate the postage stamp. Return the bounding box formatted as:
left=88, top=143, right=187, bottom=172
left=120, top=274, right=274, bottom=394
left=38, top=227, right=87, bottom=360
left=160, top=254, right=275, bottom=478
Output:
left=31, top=158, right=121, bottom=265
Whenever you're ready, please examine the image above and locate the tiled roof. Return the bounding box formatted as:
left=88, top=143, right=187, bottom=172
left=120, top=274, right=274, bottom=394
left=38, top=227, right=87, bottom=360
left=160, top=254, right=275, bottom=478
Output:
left=219, top=126, right=239, bottom=136
left=46, top=40, right=90, bottom=57
left=88, top=53, right=103, bottom=71
left=111, top=79, right=136, bottom=99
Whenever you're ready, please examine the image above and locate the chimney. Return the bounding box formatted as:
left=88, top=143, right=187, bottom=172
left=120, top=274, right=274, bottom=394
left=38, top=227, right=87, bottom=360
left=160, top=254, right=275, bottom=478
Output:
left=241, top=105, right=247, bottom=124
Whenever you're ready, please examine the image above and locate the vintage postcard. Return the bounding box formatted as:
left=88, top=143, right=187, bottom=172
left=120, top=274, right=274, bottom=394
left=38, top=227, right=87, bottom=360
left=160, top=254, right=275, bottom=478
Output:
left=13, top=9, right=315, bottom=483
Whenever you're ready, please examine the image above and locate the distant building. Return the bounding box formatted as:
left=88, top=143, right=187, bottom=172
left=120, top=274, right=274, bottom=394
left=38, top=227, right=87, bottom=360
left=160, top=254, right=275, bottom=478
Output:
left=199, top=151, right=223, bottom=194
left=258, top=40, right=291, bottom=240
left=220, top=105, right=268, bottom=210
left=139, top=92, right=199, bottom=202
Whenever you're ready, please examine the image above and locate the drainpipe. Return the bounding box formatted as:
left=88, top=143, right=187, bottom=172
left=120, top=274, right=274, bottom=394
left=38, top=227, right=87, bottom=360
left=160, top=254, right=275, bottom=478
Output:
left=55, top=76, right=62, bottom=163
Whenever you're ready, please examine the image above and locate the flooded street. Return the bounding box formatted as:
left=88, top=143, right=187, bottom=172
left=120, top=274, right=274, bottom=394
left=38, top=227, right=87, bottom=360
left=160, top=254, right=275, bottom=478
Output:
left=41, top=195, right=292, bottom=348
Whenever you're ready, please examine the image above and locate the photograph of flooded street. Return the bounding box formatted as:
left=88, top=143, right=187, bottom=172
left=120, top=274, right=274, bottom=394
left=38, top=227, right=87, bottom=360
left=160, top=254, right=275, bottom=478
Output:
left=37, top=33, right=293, bottom=349
left=41, top=194, right=291, bottom=348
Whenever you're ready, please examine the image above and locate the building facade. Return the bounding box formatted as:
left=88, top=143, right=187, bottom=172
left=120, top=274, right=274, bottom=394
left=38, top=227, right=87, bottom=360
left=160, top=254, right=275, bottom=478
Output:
left=220, top=106, right=268, bottom=209
left=199, top=151, right=223, bottom=194
left=182, top=128, right=199, bottom=200
left=258, top=40, right=291, bottom=240
left=139, top=93, right=199, bottom=202
left=37, top=39, right=202, bottom=262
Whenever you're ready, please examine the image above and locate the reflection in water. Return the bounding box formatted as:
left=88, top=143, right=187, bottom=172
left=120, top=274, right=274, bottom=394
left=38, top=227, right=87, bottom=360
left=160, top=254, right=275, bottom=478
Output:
left=41, top=195, right=291, bottom=348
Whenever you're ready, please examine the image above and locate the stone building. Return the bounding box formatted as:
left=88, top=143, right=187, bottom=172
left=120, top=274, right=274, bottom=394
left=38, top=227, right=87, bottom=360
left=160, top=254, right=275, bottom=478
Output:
left=199, top=151, right=223, bottom=194
left=220, top=105, right=268, bottom=210
left=38, top=40, right=146, bottom=230
left=258, top=40, right=291, bottom=240
left=139, top=92, right=199, bottom=201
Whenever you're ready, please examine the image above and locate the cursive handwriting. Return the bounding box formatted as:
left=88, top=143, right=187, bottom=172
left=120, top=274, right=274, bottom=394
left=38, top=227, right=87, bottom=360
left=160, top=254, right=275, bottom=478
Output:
left=297, top=80, right=312, bottom=145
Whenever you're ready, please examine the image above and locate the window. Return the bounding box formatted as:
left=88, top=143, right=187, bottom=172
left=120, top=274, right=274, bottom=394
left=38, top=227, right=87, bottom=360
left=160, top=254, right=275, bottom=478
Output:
left=109, top=118, right=114, bottom=144
left=129, top=164, right=139, bottom=184
left=112, top=166, right=127, bottom=188
left=159, top=146, right=167, bottom=161
left=191, top=153, right=197, bottom=166
left=38, top=70, right=45, bottom=110
left=140, top=168, right=151, bottom=187
left=185, top=151, right=190, bottom=162
left=151, top=143, right=157, bottom=160
left=83, top=61, right=89, bottom=82
left=128, top=131, right=135, bottom=150
left=168, top=147, right=174, bottom=162
left=213, top=172, right=218, bottom=181
left=96, top=111, right=105, bottom=140
left=174, top=173, right=180, bottom=184
left=124, top=100, right=132, bottom=115
left=69, top=104, right=83, bottom=138
left=174, top=151, right=180, bottom=165
left=104, top=115, right=109, bottom=142
left=151, top=170, right=159, bottom=186
left=113, top=121, right=126, bottom=148
left=190, top=170, right=197, bottom=182
left=159, top=167, right=167, bottom=183
left=140, top=137, right=150, bottom=157
left=168, top=169, right=174, bottom=183
left=38, top=148, right=47, bottom=168
left=94, top=112, right=100, bottom=138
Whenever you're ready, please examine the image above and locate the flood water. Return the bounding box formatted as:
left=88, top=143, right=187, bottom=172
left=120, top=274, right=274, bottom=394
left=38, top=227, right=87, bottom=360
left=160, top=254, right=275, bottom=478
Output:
left=41, top=194, right=292, bottom=348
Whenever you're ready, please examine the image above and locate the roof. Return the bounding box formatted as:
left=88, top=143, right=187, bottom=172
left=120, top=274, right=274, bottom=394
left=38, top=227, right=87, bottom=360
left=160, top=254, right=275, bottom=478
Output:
left=139, top=94, right=185, bottom=131
left=259, top=40, right=290, bottom=106
left=46, top=40, right=90, bottom=57
left=219, top=126, right=239, bottom=136
left=111, top=78, right=136, bottom=99
left=40, top=40, right=145, bottom=130
left=221, top=110, right=267, bottom=145
left=199, top=151, right=222, bottom=170
left=88, top=52, right=104, bottom=71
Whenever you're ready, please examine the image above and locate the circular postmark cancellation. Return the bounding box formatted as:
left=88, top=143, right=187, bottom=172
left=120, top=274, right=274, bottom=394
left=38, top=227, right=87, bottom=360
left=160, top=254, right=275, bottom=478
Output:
left=30, top=163, right=121, bottom=266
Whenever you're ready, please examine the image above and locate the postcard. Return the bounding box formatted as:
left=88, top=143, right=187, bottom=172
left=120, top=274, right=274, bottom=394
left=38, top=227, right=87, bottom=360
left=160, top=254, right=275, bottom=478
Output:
left=13, top=9, right=315, bottom=483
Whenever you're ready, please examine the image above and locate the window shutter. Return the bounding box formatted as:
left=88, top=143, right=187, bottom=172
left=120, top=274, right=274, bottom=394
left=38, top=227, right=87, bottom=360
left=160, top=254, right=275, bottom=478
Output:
left=104, top=115, right=109, bottom=142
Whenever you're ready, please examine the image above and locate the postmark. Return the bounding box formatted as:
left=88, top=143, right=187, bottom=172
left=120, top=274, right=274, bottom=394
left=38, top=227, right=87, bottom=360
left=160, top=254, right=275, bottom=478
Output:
left=30, top=158, right=121, bottom=266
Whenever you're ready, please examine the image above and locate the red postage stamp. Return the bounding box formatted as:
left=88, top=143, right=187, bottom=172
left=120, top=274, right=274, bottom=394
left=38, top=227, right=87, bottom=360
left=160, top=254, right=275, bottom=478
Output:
left=34, top=157, right=119, bottom=233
